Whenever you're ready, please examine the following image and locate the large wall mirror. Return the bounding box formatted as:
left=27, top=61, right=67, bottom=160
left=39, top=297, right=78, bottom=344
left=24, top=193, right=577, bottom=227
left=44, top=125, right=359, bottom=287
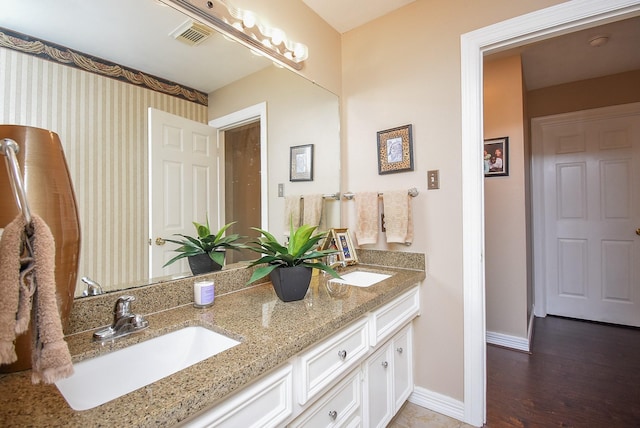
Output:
left=0, top=0, right=341, bottom=296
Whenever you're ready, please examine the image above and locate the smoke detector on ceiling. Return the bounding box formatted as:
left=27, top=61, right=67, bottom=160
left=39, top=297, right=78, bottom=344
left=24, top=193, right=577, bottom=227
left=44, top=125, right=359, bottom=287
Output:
left=170, top=20, right=213, bottom=46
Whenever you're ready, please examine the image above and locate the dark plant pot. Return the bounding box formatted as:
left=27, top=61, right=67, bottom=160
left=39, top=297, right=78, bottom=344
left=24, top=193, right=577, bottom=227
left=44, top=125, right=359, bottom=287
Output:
left=188, top=253, right=223, bottom=275
left=269, top=266, right=313, bottom=302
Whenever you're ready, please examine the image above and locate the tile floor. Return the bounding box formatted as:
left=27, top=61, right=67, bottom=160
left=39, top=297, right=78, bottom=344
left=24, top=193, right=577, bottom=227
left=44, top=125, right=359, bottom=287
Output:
left=389, top=402, right=476, bottom=428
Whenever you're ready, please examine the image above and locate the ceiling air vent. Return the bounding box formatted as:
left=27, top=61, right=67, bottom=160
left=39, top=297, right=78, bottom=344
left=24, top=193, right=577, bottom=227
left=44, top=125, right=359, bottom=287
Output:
left=170, top=20, right=212, bottom=46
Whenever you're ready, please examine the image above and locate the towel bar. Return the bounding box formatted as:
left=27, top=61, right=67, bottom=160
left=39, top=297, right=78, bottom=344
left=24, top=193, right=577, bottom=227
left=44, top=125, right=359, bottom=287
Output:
left=1, top=138, right=32, bottom=225
left=342, top=187, right=419, bottom=200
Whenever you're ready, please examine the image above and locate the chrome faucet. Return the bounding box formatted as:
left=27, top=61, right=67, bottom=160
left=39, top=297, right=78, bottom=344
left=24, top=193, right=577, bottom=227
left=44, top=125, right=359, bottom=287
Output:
left=93, top=295, right=149, bottom=341
left=81, top=276, right=104, bottom=296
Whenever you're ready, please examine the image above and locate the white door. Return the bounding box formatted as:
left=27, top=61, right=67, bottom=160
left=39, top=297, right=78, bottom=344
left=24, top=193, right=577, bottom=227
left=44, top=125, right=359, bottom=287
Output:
left=148, top=108, right=219, bottom=279
left=534, top=103, right=640, bottom=326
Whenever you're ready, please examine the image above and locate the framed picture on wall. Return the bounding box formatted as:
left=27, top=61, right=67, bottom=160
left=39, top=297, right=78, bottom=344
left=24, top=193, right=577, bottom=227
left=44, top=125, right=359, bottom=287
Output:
left=290, top=144, right=314, bottom=181
left=484, top=137, right=509, bottom=177
left=377, top=124, right=414, bottom=174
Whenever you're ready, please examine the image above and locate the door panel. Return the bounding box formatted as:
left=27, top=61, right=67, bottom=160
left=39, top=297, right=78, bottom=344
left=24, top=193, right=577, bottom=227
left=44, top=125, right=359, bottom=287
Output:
left=536, top=103, right=640, bottom=326
left=149, top=108, right=218, bottom=278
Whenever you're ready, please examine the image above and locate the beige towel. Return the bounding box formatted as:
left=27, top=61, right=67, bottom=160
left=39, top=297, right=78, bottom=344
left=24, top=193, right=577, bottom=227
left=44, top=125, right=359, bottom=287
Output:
left=302, top=194, right=324, bottom=229
left=354, top=192, right=379, bottom=245
left=383, top=191, right=414, bottom=245
left=284, top=195, right=301, bottom=232
left=0, top=214, right=73, bottom=384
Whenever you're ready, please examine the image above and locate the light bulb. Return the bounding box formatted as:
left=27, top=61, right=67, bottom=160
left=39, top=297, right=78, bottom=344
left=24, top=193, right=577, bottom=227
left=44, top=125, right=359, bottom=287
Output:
left=242, top=11, right=256, bottom=28
left=271, top=28, right=285, bottom=46
left=293, top=43, right=308, bottom=61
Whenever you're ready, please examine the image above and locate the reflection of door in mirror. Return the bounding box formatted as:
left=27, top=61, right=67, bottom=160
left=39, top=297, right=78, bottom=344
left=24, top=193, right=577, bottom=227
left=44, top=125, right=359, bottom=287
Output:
left=224, top=122, right=261, bottom=263
left=148, top=108, right=219, bottom=278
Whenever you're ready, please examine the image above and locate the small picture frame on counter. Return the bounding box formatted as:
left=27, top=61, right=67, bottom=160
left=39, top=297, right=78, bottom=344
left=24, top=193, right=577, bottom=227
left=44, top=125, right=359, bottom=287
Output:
left=330, top=228, right=358, bottom=265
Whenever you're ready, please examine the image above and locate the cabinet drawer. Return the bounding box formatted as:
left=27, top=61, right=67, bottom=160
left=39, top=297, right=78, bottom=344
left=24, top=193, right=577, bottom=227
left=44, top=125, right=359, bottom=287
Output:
left=370, top=286, right=419, bottom=347
left=289, top=369, right=362, bottom=428
left=297, top=317, right=369, bottom=405
left=180, top=364, right=293, bottom=428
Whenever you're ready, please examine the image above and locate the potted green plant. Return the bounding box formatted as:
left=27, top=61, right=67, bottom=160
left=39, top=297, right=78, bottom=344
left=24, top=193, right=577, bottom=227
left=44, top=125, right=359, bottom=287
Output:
left=163, top=219, right=243, bottom=275
left=246, top=223, right=341, bottom=302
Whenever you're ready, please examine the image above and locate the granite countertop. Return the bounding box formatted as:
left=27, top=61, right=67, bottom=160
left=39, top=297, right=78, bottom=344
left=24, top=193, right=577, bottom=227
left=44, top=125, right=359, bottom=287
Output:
left=0, top=261, right=425, bottom=427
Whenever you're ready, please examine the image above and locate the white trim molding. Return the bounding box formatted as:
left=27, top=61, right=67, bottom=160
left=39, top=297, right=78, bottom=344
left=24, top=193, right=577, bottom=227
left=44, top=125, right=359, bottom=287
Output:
left=486, top=331, right=530, bottom=353
left=409, top=387, right=465, bottom=423
left=209, top=102, right=268, bottom=231
left=461, top=1, right=640, bottom=426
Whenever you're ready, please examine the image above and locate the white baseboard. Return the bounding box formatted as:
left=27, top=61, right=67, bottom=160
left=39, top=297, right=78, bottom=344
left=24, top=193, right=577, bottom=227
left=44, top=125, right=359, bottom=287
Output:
left=409, top=386, right=465, bottom=423
left=486, top=330, right=530, bottom=352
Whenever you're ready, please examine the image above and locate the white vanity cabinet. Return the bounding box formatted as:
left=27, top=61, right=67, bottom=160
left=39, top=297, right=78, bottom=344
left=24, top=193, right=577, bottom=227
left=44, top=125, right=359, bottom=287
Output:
left=180, top=285, right=420, bottom=428
left=363, top=324, right=414, bottom=428
left=179, top=364, right=293, bottom=428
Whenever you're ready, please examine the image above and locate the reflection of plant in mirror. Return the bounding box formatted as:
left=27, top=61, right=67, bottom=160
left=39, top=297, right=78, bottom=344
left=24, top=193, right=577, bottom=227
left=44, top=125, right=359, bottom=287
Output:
left=163, top=219, right=244, bottom=267
left=246, top=223, right=341, bottom=284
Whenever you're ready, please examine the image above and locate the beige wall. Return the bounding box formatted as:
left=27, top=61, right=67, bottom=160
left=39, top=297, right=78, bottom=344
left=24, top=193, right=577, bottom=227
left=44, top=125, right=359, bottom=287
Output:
left=209, top=66, right=341, bottom=241
left=483, top=55, right=529, bottom=339
left=341, top=0, right=565, bottom=401
left=0, top=47, right=206, bottom=296
left=527, top=69, right=640, bottom=118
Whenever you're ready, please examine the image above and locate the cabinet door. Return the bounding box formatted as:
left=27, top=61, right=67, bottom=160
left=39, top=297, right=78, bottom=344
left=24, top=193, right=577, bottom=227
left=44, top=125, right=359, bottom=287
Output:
left=393, top=324, right=413, bottom=410
left=363, top=344, right=393, bottom=428
left=180, top=365, right=293, bottom=428
left=289, top=368, right=362, bottom=428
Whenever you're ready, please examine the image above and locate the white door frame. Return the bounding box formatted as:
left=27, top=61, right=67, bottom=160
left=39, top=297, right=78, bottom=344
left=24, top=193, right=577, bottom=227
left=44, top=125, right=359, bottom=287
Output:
left=209, top=102, right=268, bottom=231
left=461, top=1, right=640, bottom=425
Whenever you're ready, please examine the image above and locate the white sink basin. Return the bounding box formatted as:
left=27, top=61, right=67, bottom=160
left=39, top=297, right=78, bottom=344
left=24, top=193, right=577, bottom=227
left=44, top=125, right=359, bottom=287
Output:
left=329, top=270, right=392, bottom=287
left=55, top=326, right=240, bottom=410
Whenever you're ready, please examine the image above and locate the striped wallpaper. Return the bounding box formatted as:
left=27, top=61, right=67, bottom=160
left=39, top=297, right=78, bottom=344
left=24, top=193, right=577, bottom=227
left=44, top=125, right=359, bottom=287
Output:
left=0, top=47, right=207, bottom=296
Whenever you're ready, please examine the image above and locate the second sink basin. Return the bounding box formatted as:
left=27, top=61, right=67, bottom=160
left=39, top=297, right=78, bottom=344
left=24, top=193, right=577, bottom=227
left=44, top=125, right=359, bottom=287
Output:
left=330, top=270, right=392, bottom=287
left=55, top=326, right=240, bottom=410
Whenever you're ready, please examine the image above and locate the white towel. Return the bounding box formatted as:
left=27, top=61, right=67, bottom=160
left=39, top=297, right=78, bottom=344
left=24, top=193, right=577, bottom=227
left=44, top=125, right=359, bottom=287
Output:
left=354, top=192, right=379, bottom=245
left=284, top=195, right=301, bottom=232
left=383, top=191, right=413, bottom=245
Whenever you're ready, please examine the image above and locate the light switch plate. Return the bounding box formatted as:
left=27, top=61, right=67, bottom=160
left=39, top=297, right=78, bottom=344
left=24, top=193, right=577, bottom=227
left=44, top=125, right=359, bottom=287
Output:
left=278, top=183, right=284, bottom=197
left=427, top=170, right=440, bottom=189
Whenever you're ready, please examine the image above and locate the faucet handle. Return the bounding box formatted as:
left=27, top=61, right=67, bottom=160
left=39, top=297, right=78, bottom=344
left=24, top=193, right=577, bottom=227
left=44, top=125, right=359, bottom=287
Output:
left=114, top=295, right=135, bottom=317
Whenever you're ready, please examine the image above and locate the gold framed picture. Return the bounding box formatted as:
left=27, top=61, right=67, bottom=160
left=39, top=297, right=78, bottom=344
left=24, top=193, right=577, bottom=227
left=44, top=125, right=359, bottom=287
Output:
left=331, top=228, right=358, bottom=265
left=377, top=124, right=414, bottom=174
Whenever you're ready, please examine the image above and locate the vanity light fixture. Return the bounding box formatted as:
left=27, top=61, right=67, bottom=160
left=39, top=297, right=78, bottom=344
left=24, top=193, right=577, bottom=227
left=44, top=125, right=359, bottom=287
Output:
left=160, top=0, right=309, bottom=70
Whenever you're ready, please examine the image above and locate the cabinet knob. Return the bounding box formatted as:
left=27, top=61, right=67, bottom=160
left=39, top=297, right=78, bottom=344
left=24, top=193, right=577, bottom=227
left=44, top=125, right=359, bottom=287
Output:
left=396, top=347, right=403, bottom=354
left=381, top=361, right=389, bottom=368
left=338, top=349, right=347, bottom=360
left=636, top=228, right=640, bottom=236
left=328, top=410, right=338, bottom=420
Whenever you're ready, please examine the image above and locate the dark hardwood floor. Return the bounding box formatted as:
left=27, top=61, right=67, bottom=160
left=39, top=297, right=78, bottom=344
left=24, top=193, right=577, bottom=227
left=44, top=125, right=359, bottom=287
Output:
left=486, top=316, right=640, bottom=427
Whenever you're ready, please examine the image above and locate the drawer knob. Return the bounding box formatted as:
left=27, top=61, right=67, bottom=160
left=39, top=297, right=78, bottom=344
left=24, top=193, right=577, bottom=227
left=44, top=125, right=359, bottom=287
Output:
left=381, top=361, right=389, bottom=368
left=396, top=347, right=403, bottom=354
left=328, top=410, right=338, bottom=420
left=338, top=349, right=347, bottom=360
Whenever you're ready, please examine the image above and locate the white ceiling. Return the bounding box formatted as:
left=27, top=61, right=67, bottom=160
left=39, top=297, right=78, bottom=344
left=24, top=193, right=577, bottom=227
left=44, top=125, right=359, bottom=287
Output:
left=302, top=0, right=416, bottom=33
left=0, top=0, right=638, bottom=93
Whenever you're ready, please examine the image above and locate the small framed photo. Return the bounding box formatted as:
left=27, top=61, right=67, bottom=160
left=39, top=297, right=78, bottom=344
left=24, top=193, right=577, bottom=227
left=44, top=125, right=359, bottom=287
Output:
left=484, top=137, right=509, bottom=177
left=331, top=228, right=358, bottom=265
left=290, top=144, right=313, bottom=181
left=377, top=124, right=414, bottom=174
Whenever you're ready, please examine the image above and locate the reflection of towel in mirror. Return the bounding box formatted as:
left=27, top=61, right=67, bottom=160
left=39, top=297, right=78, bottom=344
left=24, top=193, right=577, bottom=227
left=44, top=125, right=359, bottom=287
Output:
left=302, top=194, right=324, bottom=229
left=284, top=195, right=301, bottom=233
left=0, top=214, right=74, bottom=384
left=383, top=191, right=414, bottom=245
left=354, top=192, right=379, bottom=245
